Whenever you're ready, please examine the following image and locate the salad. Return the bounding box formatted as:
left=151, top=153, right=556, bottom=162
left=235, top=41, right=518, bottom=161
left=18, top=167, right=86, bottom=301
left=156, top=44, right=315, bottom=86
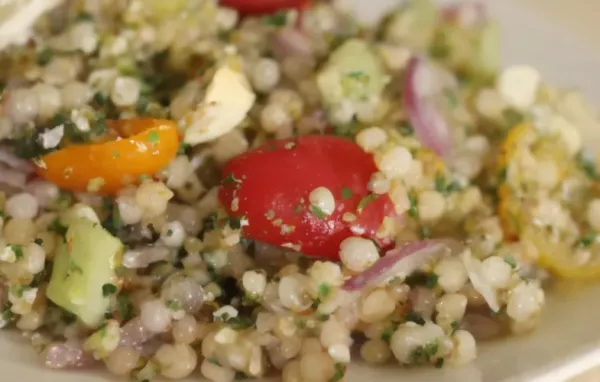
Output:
left=0, top=0, right=597, bottom=381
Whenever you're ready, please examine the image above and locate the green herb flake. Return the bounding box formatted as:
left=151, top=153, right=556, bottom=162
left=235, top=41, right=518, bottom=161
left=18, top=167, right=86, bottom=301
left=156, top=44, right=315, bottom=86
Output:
left=408, top=190, right=419, bottom=218
left=398, top=122, right=414, bottom=136
left=444, top=89, right=458, bottom=108
left=207, top=357, right=219, bottom=365
left=450, top=320, right=460, bottom=333
left=10, top=244, right=23, bottom=260
left=116, top=294, right=133, bottom=322
left=221, top=173, right=242, bottom=187
left=310, top=205, right=328, bottom=220
left=177, top=142, right=191, bottom=156
left=341, top=187, right=353, bottom=200
left=93, top=92, right=107, bottom=105
left=136, top=94, right=150, bottom=115
left=497, top=167, right=508, bottom=184
left=102, top=283, right=117, bottom=297
left=262, top=10, right=288, bottom=26
left=504, top=255, right=518, bottom=269
left=34, top=238, right=43, bottom=246
left=36, top=48, right=54, bottom=66
left=318, top=283, right=331, bottom=299
left=381, top=328, right=393, bottom=343
left=330, top=363, right=345, bottom=382
left=406, top=310, right=425, bottom=325
left=357, top=194, right=378, bottom=212
left=423, top=341, right=439, bottom=357
left=577, top=151, right=598, bottom=180
left=228, top=315, right=255, bottom=331
left=75, top=12, right=94, bottom=21
left=503, top=108, right=525, bottom=129
left=147, top=131, right=160, bottom=144
left=419, top=226, right=431, bottom=239
left=576, top=233, right=597, bottom=248
left=227, top=217, right=242, bottom=230
left=435, top=358, right=445, bottom=368
left=1, top=307, right=14, bottom=322
left=166, top=299, right=182, bottom=311
left=425, top=273, right=438, bottom=289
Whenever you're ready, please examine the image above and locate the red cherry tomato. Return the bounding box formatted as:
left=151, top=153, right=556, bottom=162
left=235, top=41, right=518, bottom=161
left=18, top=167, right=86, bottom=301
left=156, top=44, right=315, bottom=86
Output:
left=221, top=0, right=310, bottom=15
left=218, top=135, right=397, bottom=259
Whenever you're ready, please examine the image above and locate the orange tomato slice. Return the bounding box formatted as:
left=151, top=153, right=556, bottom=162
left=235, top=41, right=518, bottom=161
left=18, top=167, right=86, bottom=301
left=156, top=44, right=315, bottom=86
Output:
left=35, top=119, right=179, bottom=195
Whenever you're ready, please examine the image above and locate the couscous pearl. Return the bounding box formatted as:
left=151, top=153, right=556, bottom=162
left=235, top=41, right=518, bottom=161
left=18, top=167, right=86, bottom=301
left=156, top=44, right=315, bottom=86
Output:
left=111, top=76, right=141, bottom=107
left=339, top=237, right=380, bottom=272
left=328, top=100, right=355, bottom=125
left=105, top=347, right=140, bottom=376
left=309, top=186, right=335, bottom=215
left=260, top=102, right=292, bottom=133
left=6, top=88, right=39, bottom=124
left=242, top=270, right=267, bottom=297
left=3, top=218, right=37, bottom=245
left=154, top=343, right=197, bottom=379
left=448, top=330, right=477, bottom=366
left=251, top=58, right=281, bottom=93
left=172, top=315, right=197, bottom=344
left=434, top=257, right=468, bottom=294
left=480, top=256, right=512, bottom=289
left=278, top=276, right=311, bottom=311
left=376, top=146, right=413, bottom=179
left=140, top=299, right=172, bottom=333
left=360, top=339, right=392, bottom=364
left=200, top=359, right=236, bottom=382
left=417, top=190, right=446, bottom=222
left=269, top=89, right=305, bottom=119
left=135, top=181, right=174, bottom=218
left=307, top=261, right=343, bottom=286
left=320, top=316, right=351, bottom=347
left=507, top=281, right=544, bottom=322
left=61, top=81, right=92, bottom=109
left=282, top=360, right=302, bottom=382
left=435, top=293, right=467, bottom=322
left=535, top=159, right=559, bottom=189
left=43, top=57, right=79, bottom=85
left=32, top=83, right=62, bottom=121
left=359, top=289, right=395, bottom=323
left=27, top=180, right=59, bottom=208
left=587, top=199, right=600, bottom=231
left=216, top=7, right=239, bottom=31
left=117, top=195, right=143, bottom=225
left=0, top=117, right=13, bottom=140
left=25, top=243, right=46, bottom=274
left=5, top=193, right=39, bottom=219
left=300, top=352, right=335, bottom=382
left=390, top=322, right=445, bottom=364
left=160, top=221, right=186, bottom=248
left=368, top=172, right=391, bottom=195
left=388, top=182, right=410, bottom=214
left=356, top=127, right=387, bottom=152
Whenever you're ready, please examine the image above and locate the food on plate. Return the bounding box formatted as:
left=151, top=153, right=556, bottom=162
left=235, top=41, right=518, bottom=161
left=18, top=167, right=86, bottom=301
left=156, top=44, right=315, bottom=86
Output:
left=0, top=0, right=597, bottom=380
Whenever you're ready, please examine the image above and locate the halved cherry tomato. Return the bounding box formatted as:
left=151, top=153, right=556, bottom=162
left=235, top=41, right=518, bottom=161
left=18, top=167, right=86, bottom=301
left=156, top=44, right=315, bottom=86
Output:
left=35, top=119, right=179, bottom=195
left=219, top=135, right=397, bottom=259
left=221, top=0, right=310, bottom=15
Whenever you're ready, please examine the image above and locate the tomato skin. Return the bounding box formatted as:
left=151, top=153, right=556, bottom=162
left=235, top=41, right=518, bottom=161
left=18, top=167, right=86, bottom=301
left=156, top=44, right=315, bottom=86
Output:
left=220, top=0, right=310, bottom=15
left=219, top=135, right=397, bottom=259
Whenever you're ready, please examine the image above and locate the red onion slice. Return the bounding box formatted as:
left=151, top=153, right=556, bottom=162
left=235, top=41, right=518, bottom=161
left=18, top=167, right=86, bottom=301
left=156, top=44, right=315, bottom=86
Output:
left=0, top=146, right=35, bottom=174
left=443, top=3, right=487, bottom=28
left=403, top=56, right=452, bottom=158
left=272, top=28, right=313, bottom=58
left=43, top=340, right=96, bottom=369
left=342, top=239, right=462, bottom=292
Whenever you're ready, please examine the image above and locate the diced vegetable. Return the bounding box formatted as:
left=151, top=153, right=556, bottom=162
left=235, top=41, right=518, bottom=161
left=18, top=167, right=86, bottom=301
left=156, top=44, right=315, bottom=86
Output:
left=220, top=0, right=310, bottom=16
left=218, top=135, right=397, bottom=258
left=317, top=39, right=387, bottom=106
left=384, top=0, right=438, bottom=51
left=46, top=218, right=124, bottom=328
left=35, top=119, right=180, bottom=195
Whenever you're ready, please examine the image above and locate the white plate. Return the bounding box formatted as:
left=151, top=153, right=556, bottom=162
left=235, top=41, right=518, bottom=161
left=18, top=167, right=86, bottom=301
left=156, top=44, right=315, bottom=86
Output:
left=3, top=1, right=600, bottom=381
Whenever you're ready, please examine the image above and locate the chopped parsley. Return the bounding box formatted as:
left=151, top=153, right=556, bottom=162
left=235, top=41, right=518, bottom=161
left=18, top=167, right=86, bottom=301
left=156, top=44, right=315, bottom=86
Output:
left=341, top=187, right=353, bottom=200
left=177, top=142, right=191, bottom=156
left=262, top=10, right=289, bottom=26
left=318, top=283, right=331, bottom=299
left=115, top=294, right=133, bottom=322
left=228, top=315, right=255, bottom=331
left=34, top=238, right=43, bottom=246
left=93, top=92, right=108, bottom=105
left=310, top=205, right=328, bottom=220
left=102, top=283, right=117, bottom=297
left=434, top=174, right=462, bottom=195
left=147, top=131, right=160, bottom=144
left=504, top=255, right=518, bottom=269
left=435, top=358, right=445, bottom=368
left=398, top=122, right=414, bottom=136
left=576, top=233, right=597, bottom=248
left=450, top=320, right=461, bottom=333
left=221, top=173, right=242, bottom=187
left=227, top=217, right=242, bottom=230
left=411, top=340, right=439, bottom=363
left=75, top=12, right=94, bottom=22
left=381, top=327, right=394, bottom=343
left=497, top=167, right=508, bottom=184
left=136, top=94, right=150, bottom=115
left=443, top=88, right=458, bottom=108
left=419, top=226, right=431, bottom=239
left=357, top=194, right=378, bottom=211
left=406, top=310, right=425, bottom=325
left=166, top=300, right=182, bottom=311
left=577, top=150, right=599, bottom=180
left=502, top=108, right=525, bottom=129
left=408, top=190, right=418, bottom=218
left=10, top=244, right=23, bottom=260
left=330, top=363, right=345, bottom=382
left=36, top=48, right=54, bottom=66
left=1, top=307, right=14, bottom=322
left=425, top=273, right=438, bottom=289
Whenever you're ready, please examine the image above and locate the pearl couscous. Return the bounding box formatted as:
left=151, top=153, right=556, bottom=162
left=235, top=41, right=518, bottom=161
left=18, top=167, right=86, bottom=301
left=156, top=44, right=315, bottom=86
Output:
left=0, top=0, right=597, bottom=381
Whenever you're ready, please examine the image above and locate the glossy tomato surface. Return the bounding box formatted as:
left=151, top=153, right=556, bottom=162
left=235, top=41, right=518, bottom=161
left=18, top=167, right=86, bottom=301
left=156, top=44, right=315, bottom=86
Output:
left=219, top=135, right=397, bottom=259
left=220, top=0, right=309, bottom=15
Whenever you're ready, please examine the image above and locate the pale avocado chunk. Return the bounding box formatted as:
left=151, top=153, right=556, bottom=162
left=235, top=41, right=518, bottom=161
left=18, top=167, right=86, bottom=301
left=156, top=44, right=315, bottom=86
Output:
left=46, top=218, right=123, bottom=328
left=317, top=39, right=387, bottom=106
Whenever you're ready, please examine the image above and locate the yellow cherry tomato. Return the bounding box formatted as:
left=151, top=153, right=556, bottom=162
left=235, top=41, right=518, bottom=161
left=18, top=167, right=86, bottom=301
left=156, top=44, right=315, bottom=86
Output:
left=35, top=119, right=180, bottom=195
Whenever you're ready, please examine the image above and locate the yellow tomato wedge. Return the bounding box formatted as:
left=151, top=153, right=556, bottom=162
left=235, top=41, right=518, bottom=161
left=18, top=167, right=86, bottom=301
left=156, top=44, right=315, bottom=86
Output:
left=524, top=228, right=600, bottom=280
left=35, top=119, right=179, bottom=195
